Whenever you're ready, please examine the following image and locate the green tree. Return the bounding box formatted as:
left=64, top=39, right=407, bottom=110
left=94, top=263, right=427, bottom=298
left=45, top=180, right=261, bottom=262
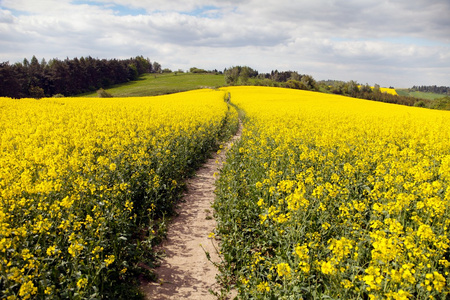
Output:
left=373, top=83, right=381, bottom=93
left=346, top=80, right=359, bottom=96
left=0, top=62, right=21, bottom=98
left=190, top=67, right=207, bottom=73
left=224, top=67, right=240, bottom=85
left=285, top=80, right=301, bottom=89
left=239, top=66, right=250, bottom=84
left=152, top=62, right=161, bottom=73
left=300, top=75, right=317, bottom=91
left=289, top=72, right=301, bottom=81
left=360, top=83, right=372, bottom=93
left=29, top=86, right=45, bottom=98
left=127, top=64, right=139, bottom=81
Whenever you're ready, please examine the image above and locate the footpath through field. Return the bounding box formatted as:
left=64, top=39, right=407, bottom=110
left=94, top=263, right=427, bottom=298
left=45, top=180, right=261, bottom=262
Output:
left=141, top=122, right=242, bottom=299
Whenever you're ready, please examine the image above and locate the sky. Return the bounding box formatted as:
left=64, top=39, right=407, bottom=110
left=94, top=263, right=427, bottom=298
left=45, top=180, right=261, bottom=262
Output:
left=0, top=0, right=449, bottom=88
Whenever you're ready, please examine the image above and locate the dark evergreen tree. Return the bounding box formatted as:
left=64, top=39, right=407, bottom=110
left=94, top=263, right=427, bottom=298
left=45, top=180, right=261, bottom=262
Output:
left=0, top=56, right=157, bottom=97
left=0, top=62, right=21, bottom=98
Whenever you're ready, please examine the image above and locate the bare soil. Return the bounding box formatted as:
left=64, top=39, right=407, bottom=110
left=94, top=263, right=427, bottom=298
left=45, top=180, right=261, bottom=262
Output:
left=141, top=125, right=241, bottom=299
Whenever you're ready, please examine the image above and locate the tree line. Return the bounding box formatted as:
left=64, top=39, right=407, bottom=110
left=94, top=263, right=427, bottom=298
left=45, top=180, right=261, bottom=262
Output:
left=224, top=67, right=318, bottom=91
left=320, top=80, right=419, bottom=106
left=0, top=56, right=160, bottom=98
left=410, top=85, right=450, bottom=95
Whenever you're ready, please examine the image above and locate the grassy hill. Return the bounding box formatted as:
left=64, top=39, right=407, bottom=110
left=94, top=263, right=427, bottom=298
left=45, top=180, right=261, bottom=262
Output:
left=396, top=89, right=446, bottom=100
left=77, top=72, right=226, bottom=97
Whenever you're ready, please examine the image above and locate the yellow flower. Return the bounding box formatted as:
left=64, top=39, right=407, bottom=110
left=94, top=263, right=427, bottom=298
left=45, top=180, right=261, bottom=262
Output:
left=276, top=262, right=292, bottom=278
left=104, top=254, right=115, bottom=267
left=257, top=198, right=264, bottom=206
left=320, top=260, right=336, bottom=275
left=257, top=281, right=270, bottom=292
left=91, top=246, right=104, bottom=259
left=60, top=196, right=74, bottom=209
left=85, top=214, right=94, bottom=226
left=321, top=222, right=331, bottom=230
left=46, top=245, right=58, bottom=256
left=341, top=279, right=353, bottom=289
left=385, top=289, right=412, bottom=300
left=77, top=277, right=88, bottom=289
left=299, top=261, right=310, bottom=273
left=416, top=224, right=435, bottom=241
left=241, top=277, right=249, bottom=285
left=68, top=242, right=84, bottom=257
left=329, top=237, right=354, bottom=261
left=431, top=271, right=446, bottom=292
left=401, top=264, right=416, bottom=284
left=294, top=243, right=309, bottom=261
left=124, top=200, right=133, bottom=212
left=18, top=280, right=37, bottom=300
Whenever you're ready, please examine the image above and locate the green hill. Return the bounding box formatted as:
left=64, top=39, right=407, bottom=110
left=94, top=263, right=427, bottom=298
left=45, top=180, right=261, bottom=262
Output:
left=77, top=72, right=226, bottom=97
left=395, top=89, right=446, bottom=100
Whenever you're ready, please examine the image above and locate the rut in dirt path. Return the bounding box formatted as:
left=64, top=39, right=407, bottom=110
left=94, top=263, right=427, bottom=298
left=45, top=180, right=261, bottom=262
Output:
left=141, top=123, right=242, bottom=300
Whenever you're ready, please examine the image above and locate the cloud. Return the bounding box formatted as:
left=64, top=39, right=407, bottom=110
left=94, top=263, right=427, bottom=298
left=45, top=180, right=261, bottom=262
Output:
left=0, top=0, right=449, bottom=87
left=0, top=8, right=14, bottom=23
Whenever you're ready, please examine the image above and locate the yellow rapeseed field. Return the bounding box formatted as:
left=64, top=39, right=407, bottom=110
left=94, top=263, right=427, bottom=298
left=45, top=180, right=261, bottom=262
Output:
left=379, top=87, right=398, bottom=95
left=0, top=90, right=237, bottom=299
left=214, top=86, right=450, bottom=299
left=2, top=84, right=448, bottom=299
left=358, top=85, right=398, bottom=95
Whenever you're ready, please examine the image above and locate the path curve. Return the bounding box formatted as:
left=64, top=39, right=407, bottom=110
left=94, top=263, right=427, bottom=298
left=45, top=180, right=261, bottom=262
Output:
left=141, top=123, right=242, bottom=299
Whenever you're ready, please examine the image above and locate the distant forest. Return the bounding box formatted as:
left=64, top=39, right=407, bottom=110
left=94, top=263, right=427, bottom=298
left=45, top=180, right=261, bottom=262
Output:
left=410, top=85, right=450, bottom=95
left=0, top=56, right=159, bottom=98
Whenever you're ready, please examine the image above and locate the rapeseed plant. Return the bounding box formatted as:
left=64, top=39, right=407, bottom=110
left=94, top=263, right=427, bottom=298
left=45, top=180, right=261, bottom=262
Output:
left=0, top=89, right=238, bottom=298
left=214, top=86, right=450, bottom=299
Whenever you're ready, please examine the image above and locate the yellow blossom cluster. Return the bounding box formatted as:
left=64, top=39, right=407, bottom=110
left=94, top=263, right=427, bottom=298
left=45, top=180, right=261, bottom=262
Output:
left=214, top=86, right=450, bottom=299
left=0, top=90, right=237, bottom=298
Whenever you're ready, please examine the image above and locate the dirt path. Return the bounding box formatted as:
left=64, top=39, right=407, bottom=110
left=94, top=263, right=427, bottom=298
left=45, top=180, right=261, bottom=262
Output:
left=141, top=123, right=242, bottom=300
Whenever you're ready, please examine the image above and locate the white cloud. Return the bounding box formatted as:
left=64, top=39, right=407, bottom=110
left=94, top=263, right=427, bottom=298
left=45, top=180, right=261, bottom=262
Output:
left=0, top=0, right=449, bottom=87
left=0, top=8, right=14, bottom=23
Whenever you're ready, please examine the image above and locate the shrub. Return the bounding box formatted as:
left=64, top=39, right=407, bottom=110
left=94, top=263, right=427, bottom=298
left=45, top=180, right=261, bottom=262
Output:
left=97, top=88, right=113, bottom=98
left=414, top=100, right=426, bottom=107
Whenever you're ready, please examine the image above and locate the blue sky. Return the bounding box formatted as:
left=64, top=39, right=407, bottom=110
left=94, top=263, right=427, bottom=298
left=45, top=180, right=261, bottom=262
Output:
left=71, top=1, right=147, bottom=16
left=0, top=0, right=449, bottom=87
